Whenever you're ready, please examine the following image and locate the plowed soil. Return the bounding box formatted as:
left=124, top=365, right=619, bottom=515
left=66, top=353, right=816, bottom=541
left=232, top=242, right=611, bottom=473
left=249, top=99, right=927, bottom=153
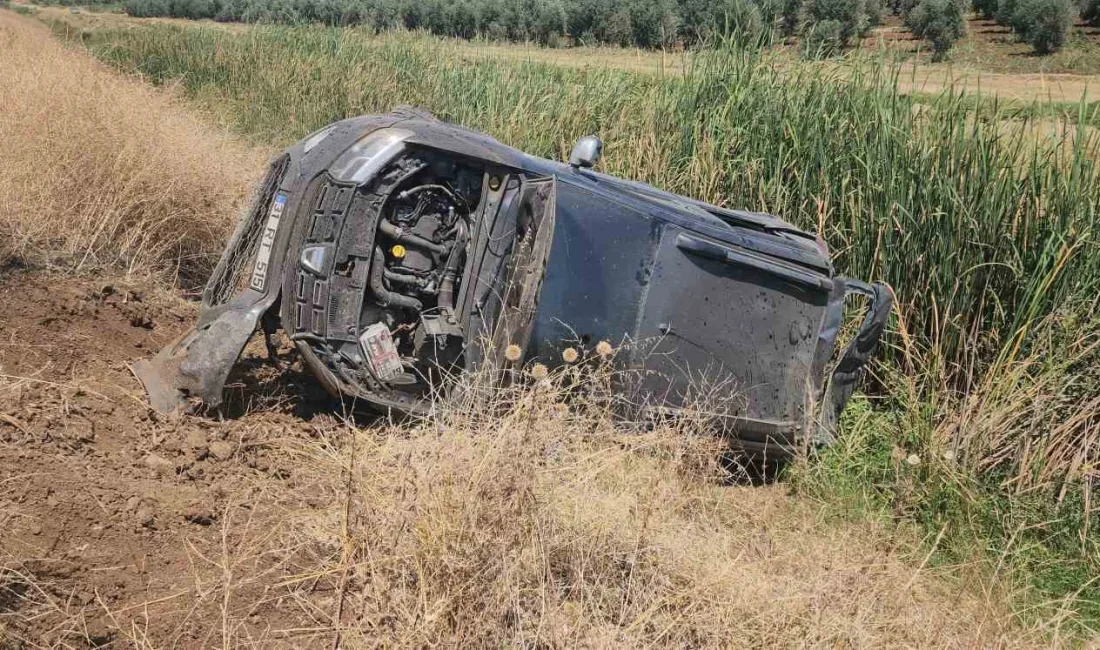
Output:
left=0, top=269, right=343, bottom=647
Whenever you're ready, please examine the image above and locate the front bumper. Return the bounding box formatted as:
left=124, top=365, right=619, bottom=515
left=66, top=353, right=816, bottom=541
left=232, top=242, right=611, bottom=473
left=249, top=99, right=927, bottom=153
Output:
left=133, top=116, right=410, bottom=413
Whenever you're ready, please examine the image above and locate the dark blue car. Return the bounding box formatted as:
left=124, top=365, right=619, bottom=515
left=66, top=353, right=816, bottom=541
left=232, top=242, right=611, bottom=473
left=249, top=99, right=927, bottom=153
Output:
left=135, top=108, right=891, bottom=457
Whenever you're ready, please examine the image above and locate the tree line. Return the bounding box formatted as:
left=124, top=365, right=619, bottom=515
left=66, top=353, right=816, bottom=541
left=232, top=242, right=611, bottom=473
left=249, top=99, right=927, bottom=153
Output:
left=119, top=0, right=1096, bottom=57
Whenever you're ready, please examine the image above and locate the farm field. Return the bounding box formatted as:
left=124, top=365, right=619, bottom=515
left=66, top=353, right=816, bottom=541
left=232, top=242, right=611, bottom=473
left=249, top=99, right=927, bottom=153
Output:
left=31, top=4, right=1100, bottom=104
left=2, top=3, right=1100, bottom=648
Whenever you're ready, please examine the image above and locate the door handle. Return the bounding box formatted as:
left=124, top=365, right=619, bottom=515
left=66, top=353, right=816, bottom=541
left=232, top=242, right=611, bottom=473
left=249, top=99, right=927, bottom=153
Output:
left=675, top=233, right=834, bottom=292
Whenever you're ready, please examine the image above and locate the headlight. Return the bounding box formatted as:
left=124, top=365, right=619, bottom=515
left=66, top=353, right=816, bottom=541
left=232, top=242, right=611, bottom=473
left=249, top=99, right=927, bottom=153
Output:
left=329, top=127, right=414, bottom=184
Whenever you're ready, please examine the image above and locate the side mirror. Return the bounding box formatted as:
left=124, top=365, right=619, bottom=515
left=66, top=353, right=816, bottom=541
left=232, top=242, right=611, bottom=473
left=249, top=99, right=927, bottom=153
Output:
left=568, top=135, right=603, bottom=169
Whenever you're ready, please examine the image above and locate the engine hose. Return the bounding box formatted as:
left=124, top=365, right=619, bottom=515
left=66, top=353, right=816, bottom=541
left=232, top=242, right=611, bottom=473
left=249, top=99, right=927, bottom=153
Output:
left=370, top=246, right=422, bottom=311
left=396, top=183, right=462, bottom=205
left=383, top=268, right=429, bottom=289
left=437, top=219, right=469, bottom=315
left=378, top=219, right=447, bottom=255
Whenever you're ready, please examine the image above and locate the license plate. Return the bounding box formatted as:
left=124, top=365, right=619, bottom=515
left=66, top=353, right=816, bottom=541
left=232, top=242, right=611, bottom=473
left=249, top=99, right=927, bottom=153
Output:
left=359, top=323, right=403, bottom=381
left=250, top=193, right=286, bottom=292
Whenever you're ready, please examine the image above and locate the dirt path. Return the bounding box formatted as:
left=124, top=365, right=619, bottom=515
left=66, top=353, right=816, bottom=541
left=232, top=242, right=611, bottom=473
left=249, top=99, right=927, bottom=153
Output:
left=0, top=271, right=343, bottom=646
left=893, top=66, right=1097, bottom=102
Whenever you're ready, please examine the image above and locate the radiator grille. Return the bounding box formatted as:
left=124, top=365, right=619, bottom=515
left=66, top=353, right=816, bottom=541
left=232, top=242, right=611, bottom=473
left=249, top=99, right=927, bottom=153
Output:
left=204, top=154, right=291, bottom=307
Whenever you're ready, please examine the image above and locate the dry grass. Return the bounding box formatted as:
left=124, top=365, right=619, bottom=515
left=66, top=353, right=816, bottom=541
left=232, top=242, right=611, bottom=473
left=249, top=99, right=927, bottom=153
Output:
left=225, top=363, right=1034, bottom=649
left=0, top=10, right=263, bottom=284
left=0, top=337, right=1039, bottom=647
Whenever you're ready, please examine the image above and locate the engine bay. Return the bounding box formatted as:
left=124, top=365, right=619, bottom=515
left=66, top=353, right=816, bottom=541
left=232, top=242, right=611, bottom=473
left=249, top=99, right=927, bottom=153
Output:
left=284, top=148, right=496, bottom=407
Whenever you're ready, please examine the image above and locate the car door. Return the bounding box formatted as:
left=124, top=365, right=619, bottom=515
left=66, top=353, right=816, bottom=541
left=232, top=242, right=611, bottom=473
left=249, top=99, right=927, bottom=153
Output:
left=633, top=225, right=834, bottom=450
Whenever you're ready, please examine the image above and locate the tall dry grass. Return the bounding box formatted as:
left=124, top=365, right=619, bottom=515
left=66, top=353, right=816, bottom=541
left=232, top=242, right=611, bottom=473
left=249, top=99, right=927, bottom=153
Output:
left=0, top=11, right=263, bottom=283
left=229, top=361, right=1033, bottom=648
left=794, top=300, right=1100, bottom=634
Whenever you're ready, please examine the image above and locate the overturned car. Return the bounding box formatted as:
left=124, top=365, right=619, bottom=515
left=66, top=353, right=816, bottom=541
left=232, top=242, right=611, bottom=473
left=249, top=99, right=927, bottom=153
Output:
left=134, top=108, right=891, bottom=457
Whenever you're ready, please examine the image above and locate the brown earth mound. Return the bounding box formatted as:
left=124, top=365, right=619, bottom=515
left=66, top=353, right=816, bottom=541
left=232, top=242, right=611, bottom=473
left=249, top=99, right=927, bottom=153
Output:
left=0, top=271, right=342, bottom=646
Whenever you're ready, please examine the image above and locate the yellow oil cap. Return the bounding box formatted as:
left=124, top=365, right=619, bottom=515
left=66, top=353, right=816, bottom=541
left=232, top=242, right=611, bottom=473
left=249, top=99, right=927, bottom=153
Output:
left=390, top=244, right=407, bottom=259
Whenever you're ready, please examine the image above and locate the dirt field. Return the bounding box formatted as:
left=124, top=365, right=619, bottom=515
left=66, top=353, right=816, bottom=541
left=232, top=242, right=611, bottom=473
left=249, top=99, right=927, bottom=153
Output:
left=0, top=271, right=344, bottom=645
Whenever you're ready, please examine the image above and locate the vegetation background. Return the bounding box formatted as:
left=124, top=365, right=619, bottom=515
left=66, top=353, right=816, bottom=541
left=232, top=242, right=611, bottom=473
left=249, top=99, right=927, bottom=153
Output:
left=1, top=0, right=1099, bottom=643
left=87, top=0, right=1100, bottom=58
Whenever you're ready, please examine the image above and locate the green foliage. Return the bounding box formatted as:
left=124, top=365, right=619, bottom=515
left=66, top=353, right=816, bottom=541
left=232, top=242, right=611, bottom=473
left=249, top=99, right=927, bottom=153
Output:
left=117, top=0, right=783, bottom=47
left=905, top=0, right=964, bottom=59
left=801, top=17, right=843, bottom=55
left=990, top=0, right=1075, bottom=53
left=1084, top=0, right=1100, bottom=26
left=798, top=0, right=880, bottom=55
left=971, top=0, right=997, bottom=17
left=111, top=0, right=861, bottom=50
left=993, top=0, right=1016, bottom=27
left=110, top=0, right=1087, bottom=56
left=627, top=0, right=681, bottom=48
left=680, top=0, right=769, bottom=42
left=778, top=0, right=801, bottom=32
left=1010, top=0, right=1073, bottom=53
left=865, top=0, right=884, bottom=26
left=791, top=315, right=1100, bottom=633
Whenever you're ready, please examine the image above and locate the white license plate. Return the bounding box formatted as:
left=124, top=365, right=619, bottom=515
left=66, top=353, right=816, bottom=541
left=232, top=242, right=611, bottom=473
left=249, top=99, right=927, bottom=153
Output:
left=249, top=193, right=286, bottom=292
left=359, top=323, right=403, bottom=381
